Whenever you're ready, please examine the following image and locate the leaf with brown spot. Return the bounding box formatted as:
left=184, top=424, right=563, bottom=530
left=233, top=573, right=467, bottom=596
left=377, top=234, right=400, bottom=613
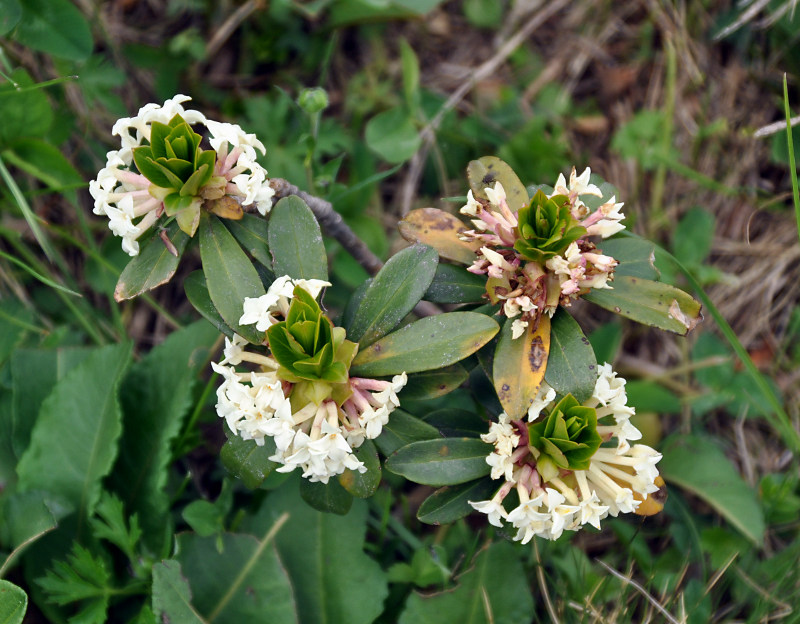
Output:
left=466, top=156, right=529, bottom=213
left=584, top=275, right=702, bottom=335
left=398, top=208, right=480, bottom=265
left=493, top=315, right=550, bottom=419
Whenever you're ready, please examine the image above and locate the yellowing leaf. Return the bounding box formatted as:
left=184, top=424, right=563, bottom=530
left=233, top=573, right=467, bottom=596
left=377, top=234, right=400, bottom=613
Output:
left=398, top=208, right=480, bottom=265
left=493, top=315, right=550, bottom=419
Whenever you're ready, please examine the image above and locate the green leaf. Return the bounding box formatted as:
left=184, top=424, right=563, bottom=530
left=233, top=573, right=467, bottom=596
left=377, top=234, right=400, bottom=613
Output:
left=417, top=478, right=497, bottom=525
left=351, top=312, right=499, bottom=377
left=584, top=275, right=702, bottom=335
left=184, top=271, right=233, bottom=338
left=338, top=440, right=381, bottom=498
left=175, top=531, right=296, bottom=624
left=466, top=156, right=529, bottom=213
left=2, top=490, right=58, bottom=551
left=200, top=213, right=266, bottom=344
left=151, top=560, right=205, bottom=624
left=599, top=237, right=659, bottom=280
left=220, top=426, right=279, bottom=489
left=493, top=315, right=550, bottom=419
left=399, top=208, right=481, bottom=265
left=0, top=580, right=27, bottom=624
left=385, top=438, right=492, bottom=486
left=11, top=347, right=92, bottom=458
left=0, top=0, right=21, bottom=36
left=400, top=364, right=469, bottom=400
left=422, top=408, right=487, bottom=438
left=625, top=380, right=681, bottom=414
left=365, top=108, right=421, bottom=164
left=224, top=213, right=272, bottom=268
left=587, top=322, right=622, bottom=365
left=114, top=222, right=189, bottom=301
left=14, top=0, right=92, bottom=61
left=399, top=38, right=420, bottom=111
left=268, top=195, right=328, bottom=281
left=373, top=409, right=440, bottom=456
left=673, top=207, right=715, bottom=266
left=4, top=138, right=82, bottom=192
left=89, top=492, right=141, bottom=560
left=16, top=342, right=131, bottom=530
left=398, top=541, right=534, bottom=624
left=182, top=481, right=232, bottom=538
left=423, top=263, right=486, bottom=303
left=37, top=543, right=111, bottom=622
left=300, top=477, right=353, bottom=515
left=0, top=69, right=53, bottom=143
left=111, top=321, right=218, bottom=548
left=241, top=482, right=388, bottom=624
left=660, top=434, right=765, bottom=545
left=347, top=244, right=438, bottom=346
left=544, top=309, right=597, bottom=403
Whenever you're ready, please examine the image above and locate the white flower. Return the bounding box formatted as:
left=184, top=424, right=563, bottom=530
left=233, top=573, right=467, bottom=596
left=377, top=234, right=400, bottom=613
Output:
left=507, top=492, right=549, bottom=544
left=239, top=276, right=332, bottom=330
left=511, top=319, right=529, bottom=339
left=526, top=383, right=556, bottom=421
left=460, top=190, right=482, bottom=217
left=221, top=333, right=248, bottom=365
left=469, top=499, right=508, bottom=527
left=484, top=181, right=506, bottom=207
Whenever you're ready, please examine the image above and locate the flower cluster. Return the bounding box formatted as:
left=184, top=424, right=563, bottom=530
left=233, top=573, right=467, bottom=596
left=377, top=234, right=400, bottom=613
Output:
left=460, top=167, right=624, bottom=338
left=89, top=94, right=275, bottom=256
left=469, top=364, right=662, bottom=542
left=211, top=276, right=407, bottom=483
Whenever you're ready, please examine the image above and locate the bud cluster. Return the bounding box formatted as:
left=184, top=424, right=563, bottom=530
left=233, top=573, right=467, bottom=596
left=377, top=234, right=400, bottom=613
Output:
left=460, top=167, right=624, bottom=338
left=469, top=364, right=662, bottom=541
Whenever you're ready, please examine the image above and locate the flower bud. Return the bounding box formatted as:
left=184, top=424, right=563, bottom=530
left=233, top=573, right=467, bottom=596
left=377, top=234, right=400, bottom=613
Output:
left=514, top=190, right=587, bottom=263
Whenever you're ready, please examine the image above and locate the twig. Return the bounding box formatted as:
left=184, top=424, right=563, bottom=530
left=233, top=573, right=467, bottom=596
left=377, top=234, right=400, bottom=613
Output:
left=269, top=177, right=384, bottom=275
left=398, top=0, right=572, bottom=216
left=596, top=559, right=682, bottom=624
left=205, top=0, right=265, bottom=59
left=754, top=114, right=800, bottom=138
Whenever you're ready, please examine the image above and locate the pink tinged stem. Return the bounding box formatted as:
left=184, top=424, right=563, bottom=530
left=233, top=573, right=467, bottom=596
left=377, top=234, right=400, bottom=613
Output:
left=510, top=447, right=529, bottom=464
left=225, top=182, right=240, bottom=195
left=309, top=403, right=328, bottom=441
left=343, top=399, right=361, bottom=428
left=136, top=210, right=159, bottom=234
left=224, top=146, right=243, bottom=172
left=495, top=480, right=515, bottom=503
left=132, top=196, right=161, bottom=218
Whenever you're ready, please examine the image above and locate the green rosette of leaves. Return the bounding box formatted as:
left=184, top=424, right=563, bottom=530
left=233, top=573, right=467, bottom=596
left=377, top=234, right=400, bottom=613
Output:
left=132, top=114, right=221, bottom=236
left=514, top=190, right=586, bottom=263
left=267, top=286, right=358, bottom=406
left=527, top=394, right=602, bottom=482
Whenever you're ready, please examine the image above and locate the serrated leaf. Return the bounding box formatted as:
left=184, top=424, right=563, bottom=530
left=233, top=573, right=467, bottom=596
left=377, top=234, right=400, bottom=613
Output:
left=338, top=440, right=380, bottom=498
left=224, top=212, right=271, bottom=268
left=424, top=263, right=487, bottom=303
left=183, top=271, right=233, bottom=338
left=365, top=108, right=421, bottom=164
left=175, top=531, right=296, bottom=624
left=111, top=322, right=217, bottom=549
left=16, top=342, right=131, bottom=531
left=268, top=196, right=328, bottom=281
left=114, top=222, right=189, bottom=301
left=11, top=347, right=92, bottom=458
left=417, top=478, right=498, bottom=525
left=220, top=426, right=279, bottom=489
left=0, top=580, right=27, bottom=624
left=399, top=208, right=480, bottom=265
left=373, top=409, right=440, bottom=456
left=385, top=438, right=492, bottom=486
left=14, top=0, right=92, bottom=61
left=351, top=312, right=499, bottom=377
left=300, top=477, right=353, bottom=515
left=151, top=560, right=205, bottom=624
left=493, top=315, right=550, bottom=419
left=89, top=492, right=141, bottom=559
left=660, top=434, right=765, bottom=545
left=466, top=156, right=529, bottom=213
left=241, top=481, right=388, bottom=624
left=599, top=237, right=659, bottom=280
left=544, top=309, right=597, bottom=403
left=398, top=541, right=534, bottom=624
left=37, top=544, right=110, bottom=623
left=200, top=213, right=266, bottom=344
left=347, top=244, right=438, bottom=346
left=585, top=276, right=702, bottom=334
left=400, top=364, right=469, bottom=400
